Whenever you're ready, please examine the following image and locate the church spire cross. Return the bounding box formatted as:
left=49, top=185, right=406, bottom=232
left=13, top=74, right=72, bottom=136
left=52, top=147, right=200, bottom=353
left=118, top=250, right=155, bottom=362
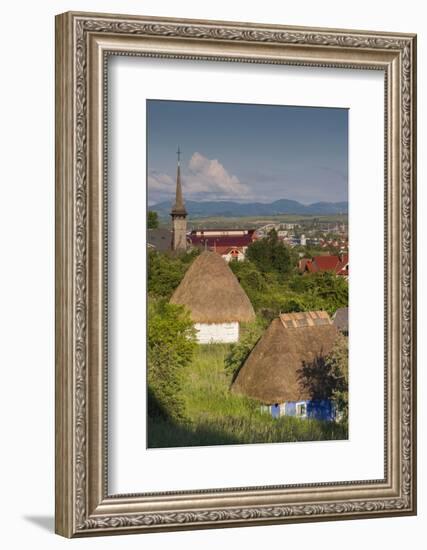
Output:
left=171, top=146, right=187, bottom=217
left=171, top=147, right=188, bottom=251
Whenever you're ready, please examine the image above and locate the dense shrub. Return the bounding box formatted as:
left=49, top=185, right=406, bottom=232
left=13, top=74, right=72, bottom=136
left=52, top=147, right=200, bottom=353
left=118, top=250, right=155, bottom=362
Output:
left=147, top=299, right=196, bottom=421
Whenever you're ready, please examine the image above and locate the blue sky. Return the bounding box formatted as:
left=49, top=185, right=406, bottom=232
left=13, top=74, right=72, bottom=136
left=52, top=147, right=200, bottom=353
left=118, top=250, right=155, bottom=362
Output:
left=147, top=100, right=348, bottom=205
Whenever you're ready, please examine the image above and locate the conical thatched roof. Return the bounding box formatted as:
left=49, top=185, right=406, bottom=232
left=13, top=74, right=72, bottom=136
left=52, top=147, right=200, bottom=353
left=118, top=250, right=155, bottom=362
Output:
left=231, top=312, right=339, bottom=404
left=170, top=251, right=255, bottom=323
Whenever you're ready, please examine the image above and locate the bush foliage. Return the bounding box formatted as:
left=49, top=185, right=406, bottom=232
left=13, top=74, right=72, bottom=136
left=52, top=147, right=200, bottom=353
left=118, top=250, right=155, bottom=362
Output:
left=147, top=248, right=199, bottom=299
left=229, top=261, right=348, bottom=318
left=147, top=299, right=196, bottom=421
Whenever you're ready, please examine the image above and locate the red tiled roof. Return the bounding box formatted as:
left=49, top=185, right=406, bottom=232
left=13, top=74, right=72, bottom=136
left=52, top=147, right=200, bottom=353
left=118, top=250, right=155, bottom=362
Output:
left=303, top=254, right=349, bottom=276
left=311, top=255, right=341, bottom=272
left=336, top=254, right=349, bottom=276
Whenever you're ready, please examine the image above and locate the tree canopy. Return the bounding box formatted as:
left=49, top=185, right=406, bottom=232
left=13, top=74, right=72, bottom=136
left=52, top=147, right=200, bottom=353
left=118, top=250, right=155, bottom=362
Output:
left=246, top=229, right=296, bottom=276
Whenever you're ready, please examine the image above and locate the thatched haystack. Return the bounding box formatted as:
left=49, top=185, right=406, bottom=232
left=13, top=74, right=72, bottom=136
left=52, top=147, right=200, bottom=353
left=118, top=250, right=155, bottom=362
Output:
left=170, top=251, right=255, bottom=324
left=231, top=311, right=339, bottom=404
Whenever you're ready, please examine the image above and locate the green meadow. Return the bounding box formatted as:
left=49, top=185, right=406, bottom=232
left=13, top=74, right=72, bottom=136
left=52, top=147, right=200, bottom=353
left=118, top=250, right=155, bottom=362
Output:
left=147, top=344, right=348, bottom=448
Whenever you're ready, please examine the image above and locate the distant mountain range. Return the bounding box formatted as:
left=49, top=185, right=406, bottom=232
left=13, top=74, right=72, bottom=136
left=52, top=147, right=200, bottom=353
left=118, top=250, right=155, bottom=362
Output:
left=150, top=199, right=348, bottom=218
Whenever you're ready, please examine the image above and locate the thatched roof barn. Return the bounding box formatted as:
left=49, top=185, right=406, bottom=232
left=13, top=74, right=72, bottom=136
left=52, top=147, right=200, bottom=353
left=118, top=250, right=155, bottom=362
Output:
left=231, top=311, right=339, bottom=404
left=170, top=251, right=255, bottom=343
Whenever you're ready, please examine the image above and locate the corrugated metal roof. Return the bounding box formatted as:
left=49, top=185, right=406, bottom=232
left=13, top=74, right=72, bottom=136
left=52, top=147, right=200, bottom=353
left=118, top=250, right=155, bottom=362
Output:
left=279, top=311, right=332, bottom=329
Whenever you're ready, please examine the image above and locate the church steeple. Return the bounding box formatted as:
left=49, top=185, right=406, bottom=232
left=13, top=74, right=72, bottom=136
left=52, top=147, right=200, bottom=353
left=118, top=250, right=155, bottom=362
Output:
left=170, top=147, right=188, bottom=251
left=171, top=146, right=187, bottom=216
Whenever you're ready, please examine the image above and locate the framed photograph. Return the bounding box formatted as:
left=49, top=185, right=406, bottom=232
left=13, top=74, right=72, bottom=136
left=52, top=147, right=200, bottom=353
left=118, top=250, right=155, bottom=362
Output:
left=55, top=11, right=417, bottom=537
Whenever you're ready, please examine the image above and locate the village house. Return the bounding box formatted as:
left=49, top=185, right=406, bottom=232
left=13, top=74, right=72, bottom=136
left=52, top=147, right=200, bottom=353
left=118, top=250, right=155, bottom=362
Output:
left=170, top=250, right=255, bottom=344
left=188, top=228, right=256, bottom=262
left=231, top=311, right=339, bottom=421
left=299, top=254, right=349, bottom=279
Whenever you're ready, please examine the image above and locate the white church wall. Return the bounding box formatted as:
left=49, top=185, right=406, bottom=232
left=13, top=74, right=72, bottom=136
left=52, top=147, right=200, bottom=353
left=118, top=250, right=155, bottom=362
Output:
left=194, top=322, right=239, bottom=344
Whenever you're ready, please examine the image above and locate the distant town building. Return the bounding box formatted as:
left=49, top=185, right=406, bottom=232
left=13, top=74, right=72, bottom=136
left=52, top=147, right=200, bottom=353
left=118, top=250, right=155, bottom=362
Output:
left=300, top=234, right=306, bottom=246
left=170, top=147, right=188, bottom=252
left=189, top=229, right=256, bottom=262
left=231, top=311, right=339, bottom=421
left=255, top=222, right=299, bottom=239
left=170, top=251, right=255, bottom=343
left=319, top=237, right=348, bottom=252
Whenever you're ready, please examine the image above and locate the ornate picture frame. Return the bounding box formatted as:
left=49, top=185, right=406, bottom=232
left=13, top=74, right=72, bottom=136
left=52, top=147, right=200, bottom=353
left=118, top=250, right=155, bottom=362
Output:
left=55, top=11, right=417, bottom=537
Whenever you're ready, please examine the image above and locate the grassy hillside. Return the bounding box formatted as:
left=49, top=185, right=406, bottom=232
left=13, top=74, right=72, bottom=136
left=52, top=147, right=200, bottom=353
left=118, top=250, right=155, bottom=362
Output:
left=148, top=344, right=348, bottom=448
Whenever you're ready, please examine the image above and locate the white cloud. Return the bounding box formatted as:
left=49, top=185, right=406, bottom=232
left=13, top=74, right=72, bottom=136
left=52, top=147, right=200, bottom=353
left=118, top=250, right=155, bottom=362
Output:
left=148, top=153, right=251, bottom=203
left=148, top=170, right=174, bottom=192
left=185, top=152, right=249, bottom=200
left=147, top=171, right=175, bottom=203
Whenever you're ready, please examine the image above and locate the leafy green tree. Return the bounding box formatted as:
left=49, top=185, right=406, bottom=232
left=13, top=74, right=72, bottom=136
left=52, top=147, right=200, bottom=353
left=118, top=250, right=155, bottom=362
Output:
left=246, top=229, right=296, bottom=276
left=229, top=260, right=268, bottom=310
left=147, top=300, right=196, bottom=421
left=148, top=251, right=185, bottom=298
left=288, top=272, right=348, bottom=316
left=147, top=210, right=159, bottom=229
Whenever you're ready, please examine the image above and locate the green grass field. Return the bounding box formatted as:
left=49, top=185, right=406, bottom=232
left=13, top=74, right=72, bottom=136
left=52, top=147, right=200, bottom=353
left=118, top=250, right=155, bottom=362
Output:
left=148, top=344, right=348, bottom=448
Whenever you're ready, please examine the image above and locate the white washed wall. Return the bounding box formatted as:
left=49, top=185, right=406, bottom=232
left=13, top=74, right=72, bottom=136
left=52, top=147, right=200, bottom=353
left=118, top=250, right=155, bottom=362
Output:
left=194, top=322, right=239, bottom=344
